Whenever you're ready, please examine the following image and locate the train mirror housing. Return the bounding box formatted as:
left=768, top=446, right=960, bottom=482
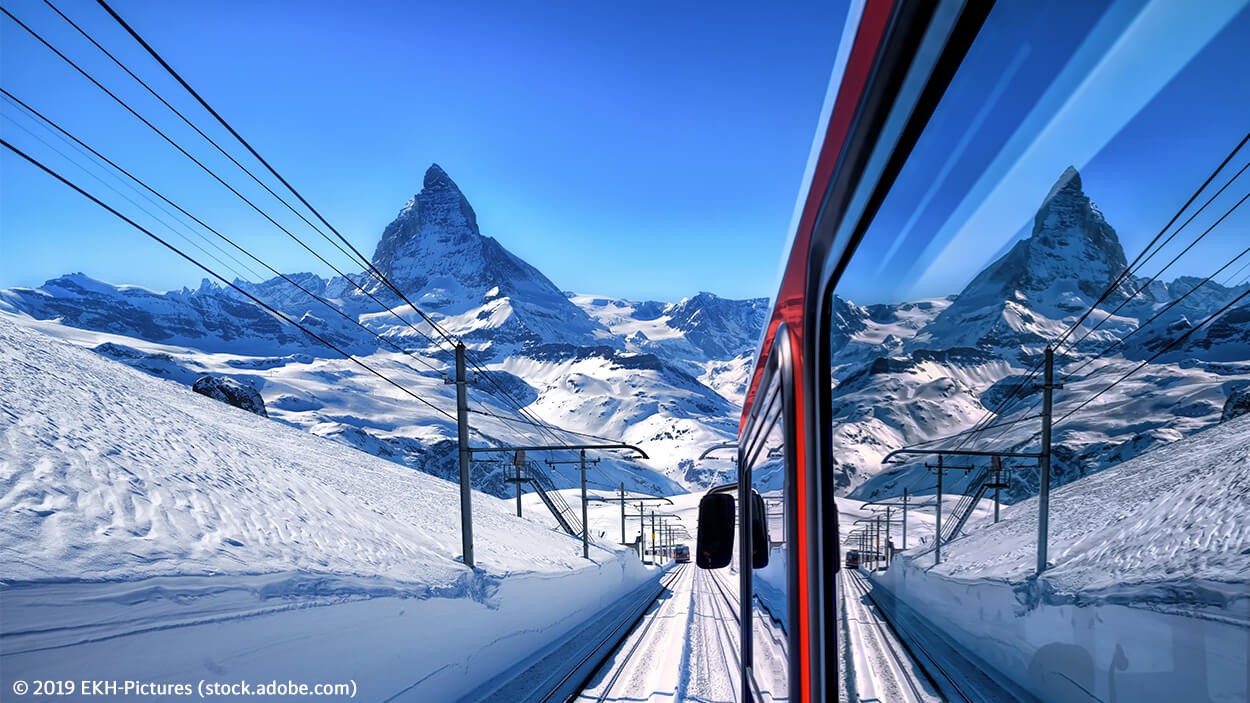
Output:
left=750, top=490, right=770, bottom=569
left=696, top=493, right=735, bottom=569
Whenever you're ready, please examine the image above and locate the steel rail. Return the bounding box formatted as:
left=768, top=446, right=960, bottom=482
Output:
left=535, top=566, right=685, bottom=703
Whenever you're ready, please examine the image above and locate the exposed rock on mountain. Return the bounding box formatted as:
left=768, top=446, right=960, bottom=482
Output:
left=1222, top=384, right=1250, bottom=423
left=192, top=375, right=268, bottom=417
left=917, top=167, right=1129, bottom=352
left=4, top=164, right=1246, bottom=502
left=366, top=165, right=605, bottom=348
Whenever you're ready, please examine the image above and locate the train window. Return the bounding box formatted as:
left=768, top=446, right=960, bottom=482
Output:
left=744, top=373, right=790, bottom=700
left=824, top=2, right=1247, bottom=699
left=826, top=0, right=1249, bottom=494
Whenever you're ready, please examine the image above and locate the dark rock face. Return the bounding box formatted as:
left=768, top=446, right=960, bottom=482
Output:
left=365, top=164, right=603, bottom=346
left=192, top=375, right=268, bottom=417
left=920, top=167, right=1129, bottom=349
left=664, top=292, right=770, bottom=359
left=1222, top=384, right=1250, bottom=423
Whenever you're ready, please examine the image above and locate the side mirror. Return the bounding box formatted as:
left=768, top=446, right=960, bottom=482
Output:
left=696, top=493, right=735, bottom=569
left=750, top=490, right=770, bottom=569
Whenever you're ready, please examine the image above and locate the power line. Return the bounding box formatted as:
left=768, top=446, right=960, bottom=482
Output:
left=1, top=109, right=260, bottom=286
left=2, top=137, right=460, bottom=423
left=1059, top=164, right=1249, bottom=355
left=89, top=0, right=619, bottom=457
left=1050, top=285, right=1250, bottom=428
left=1, top=88, right=446, bottom=375
left=0, top=7, right=457, bottom=357
left=94, top=0, right=461, bottom=350
left=1062, top=243, right=1250, bottom=382
left=912, top=412, right=1044, bottom=450
left=39, top=0, right=369, bottom=278
left=1051, top=130, right=1250, bottom=352
left=953, top=132, right=1250, bottom=452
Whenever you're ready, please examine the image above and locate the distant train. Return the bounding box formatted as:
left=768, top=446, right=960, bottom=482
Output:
left=692, top=1, right=1001, bottom=701
left=674, top=545, right=691, bottom=564
left=843, top=550, right=860, bottom=570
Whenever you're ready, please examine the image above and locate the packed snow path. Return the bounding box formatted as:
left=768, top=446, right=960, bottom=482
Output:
left=575, top=564, right=741, bottom=702
left=841, top=569, right=1037, bottom=702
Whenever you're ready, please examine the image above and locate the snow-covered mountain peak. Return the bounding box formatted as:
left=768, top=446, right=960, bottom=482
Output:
left=915, top=167, right=1129, bottom=350
left=364, top=164, right=603, bottom=346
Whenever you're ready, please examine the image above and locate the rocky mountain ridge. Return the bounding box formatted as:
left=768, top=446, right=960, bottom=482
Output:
left=2, top=164, right=1245, bottom=502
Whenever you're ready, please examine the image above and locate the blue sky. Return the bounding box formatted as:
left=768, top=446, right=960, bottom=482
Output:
left=0, top=0, right=845, bottom=302
left=839, top=0, right=1250, bottom=304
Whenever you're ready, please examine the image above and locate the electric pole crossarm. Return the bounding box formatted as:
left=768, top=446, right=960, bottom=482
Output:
left=882, top=447, right=1041, bottom=463
left=468, top=443, right=649, bottom=459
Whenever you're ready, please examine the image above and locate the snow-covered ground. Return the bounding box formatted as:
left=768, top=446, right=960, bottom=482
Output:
left=868, top=414, right=1250, bottom=703
left=0, top=315, right=657, bottom=701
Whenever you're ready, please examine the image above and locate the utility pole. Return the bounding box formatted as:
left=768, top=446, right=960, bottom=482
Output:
left=448, top=342, right=475, bottom=569
left=638, top=502, right=646, bottom=559
left=902, top=488, right=908, bottom=549
left=620, top=483, right=626, bottom=544
left=935, top=455, right=943, bottom=566
left=651, top=510, right=657, bottom=565
left=875, top=516, right=881, bottom=568
left=580, top=450, right=589, bottom=559
left=992, top=454, right=1001, bottom=523
left=885, top=507, right=892, bottom=566
left=514, top=449, right=525, bottom=518
left=1036, top=346, right=1062, bottom=574
left=546, top=453, right=600, bottom=560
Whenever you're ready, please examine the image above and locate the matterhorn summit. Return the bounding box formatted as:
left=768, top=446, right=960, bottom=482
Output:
left=364, top=164, right=605, bottom=347
left=917, top=166, right=1129, bottom=351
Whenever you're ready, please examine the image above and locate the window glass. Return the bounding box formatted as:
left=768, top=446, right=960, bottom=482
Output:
left=747, top=380, right=789, bottom=701
left=830, top=2, right=1248, bottom=698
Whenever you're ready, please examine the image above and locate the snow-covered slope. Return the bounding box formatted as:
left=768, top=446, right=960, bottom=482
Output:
left=916, top=413, right=1250, bottom=602
left=0, top=165, right=765, bottom=494
left=0, top=314, right=663, bottom=701
left=825, top=168, right=1249, bottom=500
left=0, top=314, right=599, bottom=582
left=868, top=414, right=1250, bottom=703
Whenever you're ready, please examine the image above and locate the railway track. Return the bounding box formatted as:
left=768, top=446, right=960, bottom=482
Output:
left=574, top=564, right=743, bottom=703
left=842, top=569, right=1037, bottom=703
left=576, top=564, right=692, bottom=702
left=474, top=566, right=684, bottom=703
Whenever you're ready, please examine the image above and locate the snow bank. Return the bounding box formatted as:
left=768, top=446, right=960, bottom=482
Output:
left=0, top=315, right=655, bottom=700
left=868, top=415, right=1250, bottom=703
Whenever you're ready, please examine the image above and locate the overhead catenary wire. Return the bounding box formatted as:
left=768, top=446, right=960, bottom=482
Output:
left=0, top=8, right=461, bottom=357
left=88, top=0, right=625, bottom=458
left=1058, top=165, right=1250, bottom=355
left=1050, top=130, right=1250, bottom=352
left=1, top=109, right=261, bottom=286
left=1, top=88, right=446, bottom=375
left=1, top=138, right=463, bottom=424
left=18, top=1, right=639, bottom=471
left=38, top=0, right=371, bottom=280
left=939, top=131, right=1250, bottom=453
left=1050, top=285, right=1250, bottom=429
left=984, top=239, right=1250, bottom=448
left=1061, top=242, right=1250, bottom=382
left=93, top=0, right=462, bottom=350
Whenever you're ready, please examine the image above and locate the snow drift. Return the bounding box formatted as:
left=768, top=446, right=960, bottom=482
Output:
left=0, top=315, right=654, bottom=701
left=868, top=413, right=1250, bottom=703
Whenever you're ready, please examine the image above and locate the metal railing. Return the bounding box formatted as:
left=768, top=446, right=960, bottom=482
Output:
left=940, top=467, right=990, bottom=543
left=526, top=460, right=583, bottom=537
